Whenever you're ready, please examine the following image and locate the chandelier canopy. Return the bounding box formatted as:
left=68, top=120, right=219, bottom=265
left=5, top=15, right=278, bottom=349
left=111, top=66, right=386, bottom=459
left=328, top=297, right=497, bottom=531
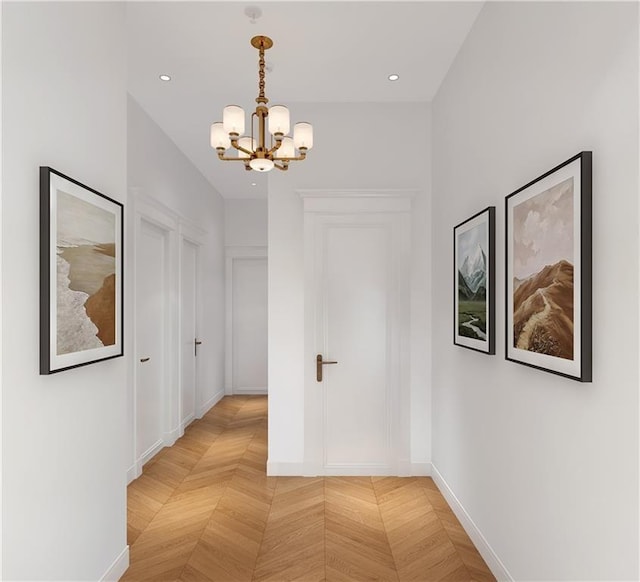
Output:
left=210, top=36, right=313, bottom=173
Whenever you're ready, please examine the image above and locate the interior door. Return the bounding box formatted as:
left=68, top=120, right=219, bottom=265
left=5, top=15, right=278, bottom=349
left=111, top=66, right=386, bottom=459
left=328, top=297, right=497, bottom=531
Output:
left=305, top=202, right=411, bottom=475
left=136, top=218, right=167, bottom=463
left=181, top=239, right=198, bottom=428
left=232, top=257, right=268, bottom=393
left=324, top=223, right=389, bottom=468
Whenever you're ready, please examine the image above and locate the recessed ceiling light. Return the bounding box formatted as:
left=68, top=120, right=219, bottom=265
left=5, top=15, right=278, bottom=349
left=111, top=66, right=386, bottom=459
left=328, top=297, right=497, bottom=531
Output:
left=251, top=182, right=257, bottom=187
left=388, top=74, right=400, bottom=82
left=159, top=74, right=171, bottom=82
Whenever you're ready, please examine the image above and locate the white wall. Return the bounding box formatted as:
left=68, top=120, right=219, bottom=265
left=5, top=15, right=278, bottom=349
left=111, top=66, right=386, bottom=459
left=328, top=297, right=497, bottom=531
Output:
left=267, top=102, right=431, bottom=468
left=127, top=96, right=225, bottom=471
left=225, top=199, right=267, bottom=248
left=431, top=2, right=639, bottom=579
left=2, top=3, right=128, bottom=580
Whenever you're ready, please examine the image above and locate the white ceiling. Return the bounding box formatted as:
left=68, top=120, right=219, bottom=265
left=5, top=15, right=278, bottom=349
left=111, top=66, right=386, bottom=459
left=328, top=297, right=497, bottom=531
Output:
left=126, top=2, right=483, bottom=199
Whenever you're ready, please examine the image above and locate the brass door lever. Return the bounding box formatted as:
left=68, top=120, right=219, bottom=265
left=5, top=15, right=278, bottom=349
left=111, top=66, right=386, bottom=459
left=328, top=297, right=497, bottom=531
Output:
left=316, top=354, right=338, bottom=382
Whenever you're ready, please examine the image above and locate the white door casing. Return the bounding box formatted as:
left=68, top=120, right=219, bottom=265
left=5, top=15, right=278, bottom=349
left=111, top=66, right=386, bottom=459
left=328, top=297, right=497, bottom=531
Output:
left=133, top=202, right=178, bottom=472
left=302, top=190, right=413, bottom=476
left=225, top=246, right=268, bottom=395
left=178, top=221, right=206, bottom=431
left=180, top=239, right=198, bottom=429
left=129, top=192, right=208, bottom=482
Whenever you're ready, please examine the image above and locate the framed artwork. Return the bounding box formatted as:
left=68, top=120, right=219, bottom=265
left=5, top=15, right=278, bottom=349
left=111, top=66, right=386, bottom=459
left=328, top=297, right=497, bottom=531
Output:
left=505, top=152, right=592, bottom=382
left=454, top=206, right=496, bottom=354
left=40, top=167, right=123, bottom=374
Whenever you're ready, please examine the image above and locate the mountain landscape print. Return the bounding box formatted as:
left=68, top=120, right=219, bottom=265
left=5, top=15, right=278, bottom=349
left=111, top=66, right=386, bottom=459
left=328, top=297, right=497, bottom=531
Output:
left=457, top=222, right=488, bottom=342
left=512, top=176, right=574, bottom=360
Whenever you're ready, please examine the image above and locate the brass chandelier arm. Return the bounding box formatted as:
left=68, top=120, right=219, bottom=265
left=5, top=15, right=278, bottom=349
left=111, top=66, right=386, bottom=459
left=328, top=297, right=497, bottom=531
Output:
left=217, top=152, right=251, bottom=161
left=229, top=139, right=254, bottom=157
left=273, top=163, right=289, bottom=171
left=273, top=152, right=307, bottom=162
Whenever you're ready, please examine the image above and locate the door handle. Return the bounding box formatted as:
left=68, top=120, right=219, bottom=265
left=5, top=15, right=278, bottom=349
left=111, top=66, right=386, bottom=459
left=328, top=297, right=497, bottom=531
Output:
left=316, top=354, right=338, bottom=382
left=195, top=339, right=202, bottom=356
left=140, top=357, right=150, bottom=363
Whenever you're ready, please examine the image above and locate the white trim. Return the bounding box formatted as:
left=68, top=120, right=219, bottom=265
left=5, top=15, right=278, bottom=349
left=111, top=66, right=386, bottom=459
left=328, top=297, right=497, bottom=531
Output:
left=232, top=386, right=267, bottom=395
left=180, top=414, right=195, bottom=432
left=126, top=464, right=140, bottom=485
left=163, top=426, right=180, bottom=447
left=178, top=225, right=206, bottom=432
left=299, top=188, right=416, bottom=214
left=298, top=188, right=418, bottom=199
left=100, top=546, right=129, bottom=582
left=266, top=460, right=429, bottom=478
left=431, top=463, right=513, bottom=582
left=198, top=389, right=225, bottom=418
left=139, top=439, right=164, bottom=468
left=323, top=464, right=394, bottom=476
left=266, top=461, right=315, bottom=477
left=225, top=246, right=268, bottom=395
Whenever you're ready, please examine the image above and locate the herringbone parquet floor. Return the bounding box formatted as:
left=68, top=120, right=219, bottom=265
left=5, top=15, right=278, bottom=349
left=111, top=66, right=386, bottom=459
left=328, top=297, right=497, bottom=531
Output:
left=124, top=396, right=495, bottom=582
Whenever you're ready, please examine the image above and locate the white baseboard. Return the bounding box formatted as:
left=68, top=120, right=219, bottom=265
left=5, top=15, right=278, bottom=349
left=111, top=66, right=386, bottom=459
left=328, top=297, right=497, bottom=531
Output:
left=198, top=390, right=225, bottom=418
left=100, top=545, right=129, bottom=582
left=267, top=461, right=315, bottom=476
left=323, top=463, right=395, bottom=476
left=139, top=439, right=164, bottom=468
left=180, top=413, right=195, bottom=433
left=232, top=386, right=267, bottom=395
left=126, top=463, right=141, bottom=485
left=163, top=427, right=180, bottom=447
left=431, top=463, right=513, bottom=581
left=267, top=460, right=432, bottom=477
left=410, top=462, right=432, bottom=476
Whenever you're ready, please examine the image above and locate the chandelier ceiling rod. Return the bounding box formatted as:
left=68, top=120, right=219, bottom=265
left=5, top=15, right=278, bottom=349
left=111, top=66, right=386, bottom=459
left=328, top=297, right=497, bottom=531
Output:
left=210, top=36, right=313, bottom=173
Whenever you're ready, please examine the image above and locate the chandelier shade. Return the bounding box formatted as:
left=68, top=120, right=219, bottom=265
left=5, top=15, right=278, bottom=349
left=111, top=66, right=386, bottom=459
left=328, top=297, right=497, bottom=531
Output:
left=223, top=105, right=245, bottom=135
left=276, top=136, right=295, bottom=159
left=268, top=105, right=290, bottom=136
left=210, top=36, right=312, bottom=172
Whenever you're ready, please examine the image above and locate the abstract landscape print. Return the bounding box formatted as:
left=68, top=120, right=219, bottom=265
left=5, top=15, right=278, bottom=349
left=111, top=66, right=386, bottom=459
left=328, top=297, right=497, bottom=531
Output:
left=40, top=168, right=123, bottom=374
left=506, top=152, right=592, bottom=381
left=454, top=206, right=495, bottom=354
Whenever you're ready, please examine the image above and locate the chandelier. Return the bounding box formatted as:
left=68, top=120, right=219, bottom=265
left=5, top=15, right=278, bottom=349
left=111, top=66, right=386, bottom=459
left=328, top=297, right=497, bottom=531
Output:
left=210, top=36, right=313, bottom=172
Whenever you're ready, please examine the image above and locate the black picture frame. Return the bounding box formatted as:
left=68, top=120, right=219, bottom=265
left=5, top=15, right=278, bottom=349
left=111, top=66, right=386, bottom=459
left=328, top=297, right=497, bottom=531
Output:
left=505, top=152, right=592, bottom=382
left=40, top=167, right=124, bottom=374
left=453, top=206, right=496, bottom=354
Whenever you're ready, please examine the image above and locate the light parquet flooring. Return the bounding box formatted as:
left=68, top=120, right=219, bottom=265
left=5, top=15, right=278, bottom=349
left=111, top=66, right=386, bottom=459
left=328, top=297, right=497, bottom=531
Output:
left=124, top=396, right=495, bottom=582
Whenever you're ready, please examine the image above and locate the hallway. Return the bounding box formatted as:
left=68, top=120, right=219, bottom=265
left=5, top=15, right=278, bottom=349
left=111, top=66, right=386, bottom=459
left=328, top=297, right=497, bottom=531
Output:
left=124, top=396, right=494, bottom=581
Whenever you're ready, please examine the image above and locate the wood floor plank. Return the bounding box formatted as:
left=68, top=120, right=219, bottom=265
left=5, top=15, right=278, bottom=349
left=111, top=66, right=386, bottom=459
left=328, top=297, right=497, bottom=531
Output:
left=125, top=396, right=496, bottom=582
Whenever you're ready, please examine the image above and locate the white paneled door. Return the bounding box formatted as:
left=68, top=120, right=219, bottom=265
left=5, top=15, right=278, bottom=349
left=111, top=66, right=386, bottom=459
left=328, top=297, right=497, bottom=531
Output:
left=136, top=218, right=168, bottom=464
left=180, top=238, right=199, bottom=428
left=304, top=192, right=411, bottom=475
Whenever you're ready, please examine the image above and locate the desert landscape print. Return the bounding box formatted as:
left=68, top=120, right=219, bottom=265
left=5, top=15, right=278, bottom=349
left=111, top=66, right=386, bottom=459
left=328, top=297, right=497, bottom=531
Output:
left=512, top=177, right=574, bottom=360
left=56, top=190, right=116, bottom=355
left=457, top=222, right=488, bottom=342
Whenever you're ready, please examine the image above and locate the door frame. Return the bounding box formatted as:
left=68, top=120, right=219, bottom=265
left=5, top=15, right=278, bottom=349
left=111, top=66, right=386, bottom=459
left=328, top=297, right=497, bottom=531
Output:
left=300, top=189, right=415, bottom=476
left=130, top=191, right=180, bottom=481
left=178, top=222, right=206, bottom=433
left=225, top=245, right=268, bottom=395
